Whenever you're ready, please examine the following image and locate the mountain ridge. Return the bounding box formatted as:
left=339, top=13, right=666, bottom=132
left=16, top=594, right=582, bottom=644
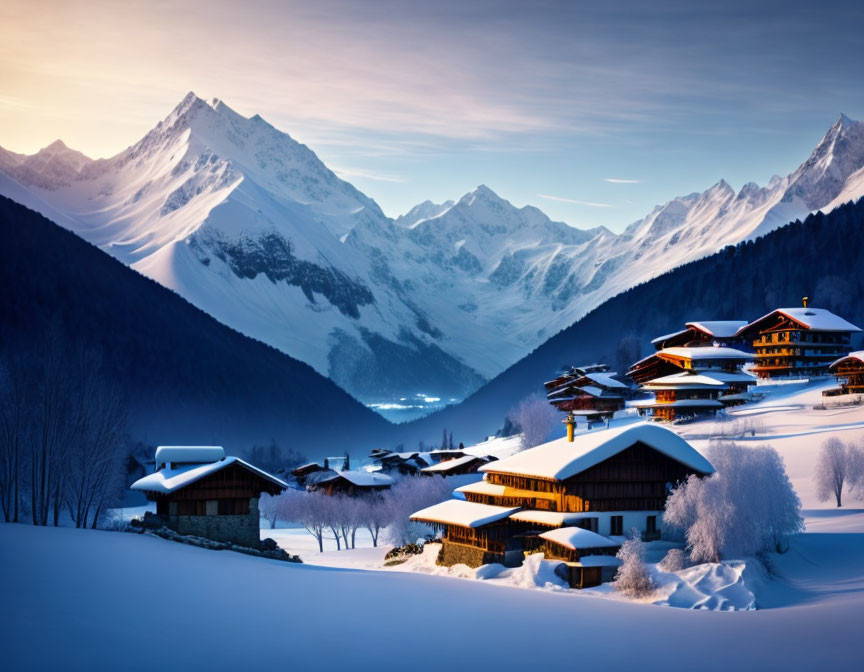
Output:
left=2, top=97, right=864, bottom=416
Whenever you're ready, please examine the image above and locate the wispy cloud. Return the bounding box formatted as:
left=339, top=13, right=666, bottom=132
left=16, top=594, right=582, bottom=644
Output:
left=604, top=178, right=640, bottom=184
left=538, top=194, right=612, bottom=208
left=333, top=167, right=407, bottom=183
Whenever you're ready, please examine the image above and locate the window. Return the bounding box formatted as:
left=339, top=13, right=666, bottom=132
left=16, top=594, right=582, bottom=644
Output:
left=646, top=515, right=657, bottom=534
left=576, top=517, right=598, bottom=533
left=205, top=500, right=218, bottom=516
left=168, top=501, right=178, bottom=516
left=610, top=515, right=623, bottom=536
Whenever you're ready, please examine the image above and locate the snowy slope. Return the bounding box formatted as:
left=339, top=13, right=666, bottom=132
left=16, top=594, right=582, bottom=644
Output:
left=3, top=505, right=863, bottom=668
left=2, top=97, right=864, bottom=409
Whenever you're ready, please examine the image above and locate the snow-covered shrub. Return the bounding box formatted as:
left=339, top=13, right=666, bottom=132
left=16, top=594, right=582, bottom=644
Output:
left=510, top=394, right=559, bottom=450
left=664, top=442, right=803, bottom=563
left=658, top=548, right=687, bottom=572
left=384, top=476, right=452, bottom=546
left=613, top=533, right=654, bottom=598
left=813, top=437, right=864, bottom=507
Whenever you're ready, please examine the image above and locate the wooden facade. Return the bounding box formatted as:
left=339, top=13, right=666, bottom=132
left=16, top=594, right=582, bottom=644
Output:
left=413, top=431, right=711, bottom=587
left=474, top=443, right=699, bottom=514
left=147, top=461, right=283, bottom=512
left=630, top=348, right=752, bottom=421
left=828, top=354, right=864, bottom=395
left=737, top=307, right=860, bottom=379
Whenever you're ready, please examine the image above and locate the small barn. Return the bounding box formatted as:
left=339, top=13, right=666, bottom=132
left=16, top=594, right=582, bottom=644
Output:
left=131, top=446, right=287, bottom=547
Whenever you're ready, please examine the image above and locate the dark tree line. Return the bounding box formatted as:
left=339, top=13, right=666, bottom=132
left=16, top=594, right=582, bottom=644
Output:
left=404, top=198, right=864, bottom=442
left=0, top=334, right=129, bottom=527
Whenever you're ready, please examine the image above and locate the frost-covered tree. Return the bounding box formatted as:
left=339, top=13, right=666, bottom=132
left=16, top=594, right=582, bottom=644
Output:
left=357, top=496, right=390, bottom=547
left=275, top=490, right=328, bottom=552
left=510, top=394, right=558, bottom=450
left=259, top=493, right=280, bottom=529
left=664, top=442, right=803, bottom=562
left=813, top=438, right=864, bottom=507
left=658, top=548, right=687, bottom=572
left=384, top=476, right=452, bottom=546
left=613, top=533, right=654, bottom=597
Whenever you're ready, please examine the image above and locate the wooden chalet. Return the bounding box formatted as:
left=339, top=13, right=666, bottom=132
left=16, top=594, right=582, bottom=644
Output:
left=651, top=320, right=748, bottom=351
left=827, top=351, right=864, bottom=396
left=736, top=300, right=861, bottom=379
left=545, top=364, right=628, bottom=426
left=131, top=446, right=287, bottom=547
left=411, top=423, right=714, bottom=588
left=306, top=469, right=393, bottom=496
left=628, top=347, right=755, bottom=421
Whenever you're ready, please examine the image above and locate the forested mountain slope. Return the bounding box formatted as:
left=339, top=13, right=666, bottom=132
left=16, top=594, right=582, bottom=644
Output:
left=399, top=198, right=864, bottom=444
left=0, top=195, right=390, bottom=458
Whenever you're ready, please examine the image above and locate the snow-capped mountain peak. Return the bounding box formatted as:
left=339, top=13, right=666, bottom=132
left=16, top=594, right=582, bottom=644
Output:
left=2, top=99, right=864, bottom=413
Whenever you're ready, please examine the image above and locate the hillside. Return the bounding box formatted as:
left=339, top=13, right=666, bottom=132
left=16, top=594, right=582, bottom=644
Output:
left=0, top=195, right=390, bottom=458
left=401, top=198, right=864, bottom=444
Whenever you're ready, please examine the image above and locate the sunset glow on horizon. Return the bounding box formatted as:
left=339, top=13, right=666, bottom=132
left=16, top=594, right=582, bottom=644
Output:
left=3, top=0, right=863, bottom=229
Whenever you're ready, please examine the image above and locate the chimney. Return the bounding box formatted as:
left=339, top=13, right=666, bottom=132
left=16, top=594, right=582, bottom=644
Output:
left=803, top=296, right=809, bottom=308
left=324, top=458, right=329, bottom=470
left=563, top=413, right=575, bottom=442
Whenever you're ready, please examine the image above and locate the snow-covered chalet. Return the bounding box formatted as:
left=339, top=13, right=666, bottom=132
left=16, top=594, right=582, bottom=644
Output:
left=131, top=446, right=287, bottom=547
left=411, top=423, right=714, bottom=588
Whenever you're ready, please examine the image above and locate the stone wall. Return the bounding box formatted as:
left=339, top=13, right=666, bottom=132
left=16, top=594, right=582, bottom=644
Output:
left=438, top=540, right=502, bottom=568
left=167, top=497, right=260, bottom=548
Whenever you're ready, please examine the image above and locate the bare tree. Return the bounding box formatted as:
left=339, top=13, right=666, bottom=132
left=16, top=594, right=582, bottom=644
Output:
left=664, top=442, right=803, bottom=562
left=275, top=490, right=328, bottom=552
left=613, top=532, right=654, bottom=597
left=29, top=336, right=78, bottom=526
left=65, top=348, right=129, bottom=529
left=510, top=394, right=559, bottom=451
left=358, top=496, right=390, bottom=547
left=0, top=353, right=28, bottom=522
left=813, top=438, right=864, bottom=507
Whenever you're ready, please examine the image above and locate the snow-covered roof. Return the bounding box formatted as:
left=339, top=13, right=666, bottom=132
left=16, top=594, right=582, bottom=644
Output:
left=331, top=470, right=394, bottom=487
left=651, top=329, right=688, bottom=345
left=454, top=480, right=507, bottom=496
left=421, top=454, right=483, bottom=474
left=685, top=321, right=748, bottom=338
left=131, top=456, right=288, bottom=493
left=508, top=510, right=592, bottom=527
left=701, top=371, right=757, bottom=384
left=461, top=434, right=524, bottom=460
left=410, top=499, right=520, bottom=528
left=642, top=372, right=728, bottom=387
left=479, top=422, right=714, bottom=481
left=659, top=346, right=753, bottom=361
left=539, top=526, right=619, bottom=550
left=584, top=372, right=628, bottom=389
left=154, top=446, right=224, bottom=465
left=829, top=351, right=864, bottom=370
left=740, top=307, right=862, bottom=334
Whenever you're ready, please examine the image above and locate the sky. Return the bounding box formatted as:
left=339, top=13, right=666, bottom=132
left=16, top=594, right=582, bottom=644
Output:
left=1, top=0, right=863, bottom=232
